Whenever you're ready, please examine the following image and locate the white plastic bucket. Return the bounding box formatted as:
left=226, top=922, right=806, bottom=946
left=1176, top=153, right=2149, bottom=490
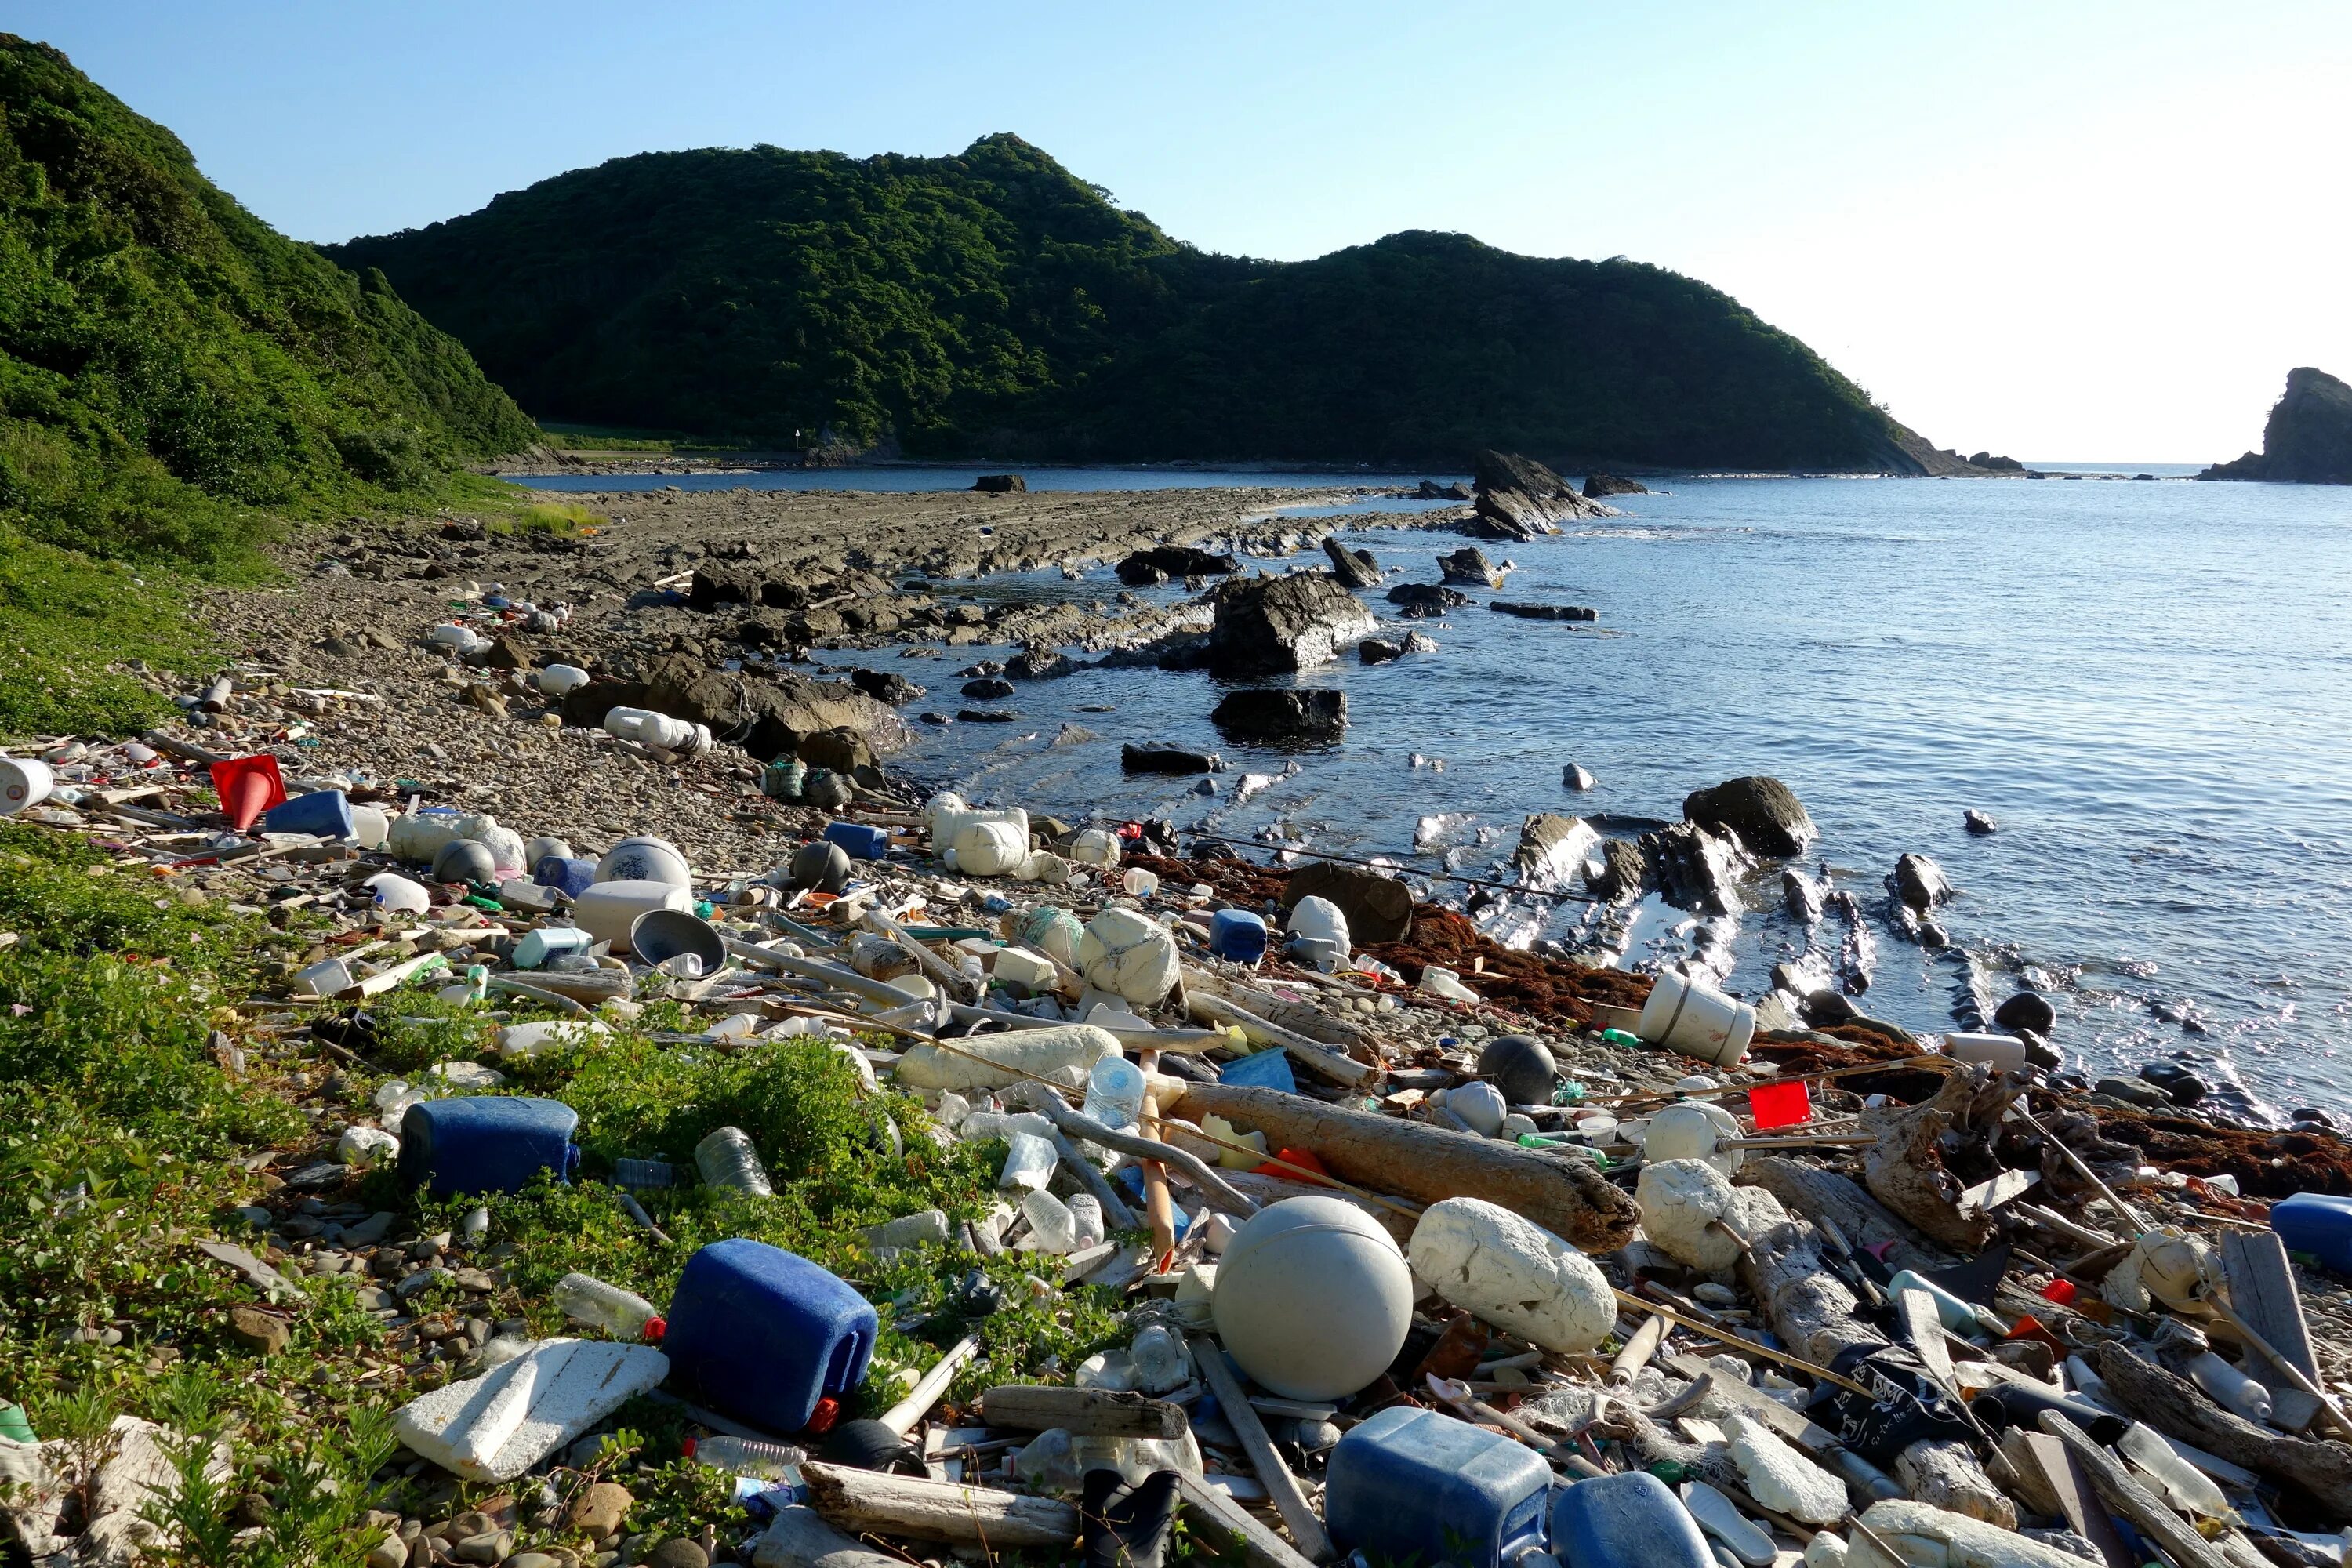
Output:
left=1636, top=968, right=1755, bottom=1066
left=1943, top=1032, right=2029, bottom=1074
left=955, top=818, right=1030, bottom=877
left=573, top=880, right=692, bottom=951
left=0, top=757, right=56, bottom=816
left=1122, top=867, right=1161, bottom=898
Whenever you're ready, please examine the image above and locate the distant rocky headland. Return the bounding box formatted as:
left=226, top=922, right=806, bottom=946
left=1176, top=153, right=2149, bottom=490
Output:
left=2198, top=366, right=2352, bottom=485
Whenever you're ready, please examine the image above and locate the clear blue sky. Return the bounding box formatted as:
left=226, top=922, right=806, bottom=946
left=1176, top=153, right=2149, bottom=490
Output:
left=16, top=2, right=2350, bottom=460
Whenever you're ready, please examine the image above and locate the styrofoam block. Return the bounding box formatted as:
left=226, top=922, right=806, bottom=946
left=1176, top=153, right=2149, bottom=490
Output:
left=394, top=1338, right=668, bottom=1481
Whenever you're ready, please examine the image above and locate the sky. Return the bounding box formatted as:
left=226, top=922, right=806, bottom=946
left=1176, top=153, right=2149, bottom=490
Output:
left=15, top=1, right=2351, bottom=462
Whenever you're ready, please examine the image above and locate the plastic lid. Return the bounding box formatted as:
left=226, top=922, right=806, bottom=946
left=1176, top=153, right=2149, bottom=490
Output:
left=643, top=1316, right=667, bottom=1343
left=806, top=1396, right=842, bottom=1436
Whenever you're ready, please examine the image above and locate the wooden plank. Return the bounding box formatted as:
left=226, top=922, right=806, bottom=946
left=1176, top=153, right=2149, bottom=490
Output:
left=800, top=1463, right=1077, bottom=1551
left=977, top=1385, right=1187, bottom=1439
left=1895, top=1288, right=1958, bottom=1397
left=2038, top=1415, right=2229, bottom=1568
left=1664, top=1353, right=1841, bottom=1453
left=2220, top=1229, right=2324, bottom=1432
left=1190, top=1338, right=1333, bottom=1563
left=2018, top=1432, right=2132, bottom=1568
left=1174, top=1471, right=1321, bottom=1568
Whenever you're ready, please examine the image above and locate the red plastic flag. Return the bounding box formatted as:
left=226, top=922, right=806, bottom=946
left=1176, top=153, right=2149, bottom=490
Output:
left=209, top=753, right=286, bottom=831
left=1747, top=1079, right=1812, bottom=1131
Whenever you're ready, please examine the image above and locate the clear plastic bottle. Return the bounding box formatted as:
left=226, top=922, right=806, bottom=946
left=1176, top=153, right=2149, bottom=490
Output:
left=687, top=1433, right=807, bottom=1480
left=999, top=1131, right=1058, bottom=1192
left=694, top=1126, right=774, bottom=1197
left=1082, top=1054, right=1147, bottom=1131
left=2186, top=1352, right=2274, bottom=1425
left=1022, top=1188, right=1078, bottom=1254
left=2118, top=1423, right=2238, bottom=1521
left=611, top=1157, right=674, bottom=1190
left=1067, top=1194, right=1105, bottom=1250
left=554, top=1272, right=666, bottom=1341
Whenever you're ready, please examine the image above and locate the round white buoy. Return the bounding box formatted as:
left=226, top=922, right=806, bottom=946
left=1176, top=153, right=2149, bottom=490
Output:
left=596, top=834, right=691, bottom=887
left=1210, top=1196, right=1413, bottom=1400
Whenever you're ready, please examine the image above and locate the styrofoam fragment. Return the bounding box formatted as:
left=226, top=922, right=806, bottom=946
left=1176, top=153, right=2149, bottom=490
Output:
left=1406, top=1196, right=1615, bottom=1352
left=1726, top=1411, right=1848, bottom=1524
left=394, top=1339, right=668, bottom=1481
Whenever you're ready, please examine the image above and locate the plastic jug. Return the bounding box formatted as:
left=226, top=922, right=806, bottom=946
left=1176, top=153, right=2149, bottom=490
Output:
left=1325, top=1405, right=1552, bottom=1568
left=1208, top=909, right=1269, bottom=964
left=823, top=822, right=891, bottom=861
left=397, top=1096, right=580, bottom=1196
left=604, top=706, right=709, bottom=751
left=263, top=789, right=354, bottom=839
left=533, top=855, right=597, bottom=898
left=2272, top=1194, right=2352, bottom=1273
left=1549, top=1472, right=1713, bottom=1568
left=1082, top=1054, right=1148, bottom=1131
left=661, top=1240, right=878, bottom=1432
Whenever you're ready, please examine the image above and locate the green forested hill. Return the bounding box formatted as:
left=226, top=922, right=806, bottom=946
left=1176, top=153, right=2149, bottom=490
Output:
left=329, top=135, right=1918, bottom=472
left=0, top=34, right=535, bottom=566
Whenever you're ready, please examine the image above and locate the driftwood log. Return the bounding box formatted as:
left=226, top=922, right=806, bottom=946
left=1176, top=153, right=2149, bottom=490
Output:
left=2038, top=1413, right=2233, bottom=1568
left=2092, top=1342, right=2352, bottom=1517
left=976, top=1385, right=1187, bottom=1439
left=1742, top=1156, right=1956, bottom=1276
left=1190, top=1338, right=1334, bottom=1562
left=1857, top=1064, right=2005, bottom=1254
left=800, top=1464, right=1078, bottom=1550
left=1156, top=1080, right=1638, bottom=1250
left=750, top=1505, right=912, bottom=1568
left=1739, top=1189, right=2016, bottom=1526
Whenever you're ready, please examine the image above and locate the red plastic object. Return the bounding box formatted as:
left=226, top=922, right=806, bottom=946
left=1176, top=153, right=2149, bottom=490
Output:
left=643, top=1316, right=667, bottom=1343
left=208, top=753, right=285, bottom=830
left=2039, top=1277, right=2078, bottom=1305
left=804, top=1396, right=841, bottom=1436
left=1254, top=1146, right=1329, bottom=1179
left=1747, top=1080, right=1812, bottom=1131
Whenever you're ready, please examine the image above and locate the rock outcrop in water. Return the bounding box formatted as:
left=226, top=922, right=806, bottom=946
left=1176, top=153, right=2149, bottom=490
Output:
left=1582, top=473, right=1648, bottom=498
left=1207, top=572, right=1375, bottom=675
left=1210, top=688, right=1348, bottom=742
left=1470, top=449, right=1609, bottom=539
left=2198, top=367, right=2352, bottom=485
left=1683, top=775, right=1817, bottom=857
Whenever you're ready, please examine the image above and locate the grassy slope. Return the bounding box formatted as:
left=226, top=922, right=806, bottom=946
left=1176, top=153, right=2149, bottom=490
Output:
left=0, top=34, right=543, bottom=738
left=329, top=134, right=1904, bottom=471
left=0, top=820, right=1120, bottom=1558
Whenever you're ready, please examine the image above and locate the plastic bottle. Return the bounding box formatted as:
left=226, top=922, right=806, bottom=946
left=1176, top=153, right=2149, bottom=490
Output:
left=1082, top=1054, right=1148, bottom=1131
left=1000, top=1131, right=1058, bottom=1192
left=1023, top=1189, right=1078, bottom=1254
left=603, top=706, right=710, bottom=752
left=2186, top=1351, right=2274, bottom=1425
left=1419, top=965, right=1483, bottom=1004
left=687, top=1434, right=806, bottom=1480
left=554, top=1272, right=666, bottom=1341
left=695, top=1126, right=775, bottom=1197
left=2118, top=1423, right=2238, bottom=1521
left=1068, top=1193, right=1105, bottom=1250
left=612, top=1158, right=674, bottom=1189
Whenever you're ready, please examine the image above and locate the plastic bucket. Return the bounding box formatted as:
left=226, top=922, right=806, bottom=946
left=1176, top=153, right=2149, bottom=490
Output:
left=1943, top=1032, right=2029, bottom=1073
left=574, top=880, right=692, bottom=951
left=1636, top=969, right=1755, bottom=1066
left=0, top=757, right=56, bottom=816
left=596, top=835, right=691, bottom=887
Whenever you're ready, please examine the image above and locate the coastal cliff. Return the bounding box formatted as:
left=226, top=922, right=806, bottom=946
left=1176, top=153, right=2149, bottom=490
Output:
left=2198, top=367, right=2352, bottom=485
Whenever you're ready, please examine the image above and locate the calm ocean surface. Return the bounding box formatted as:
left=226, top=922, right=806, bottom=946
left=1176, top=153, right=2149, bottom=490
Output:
left=516, top=465, right=2352, bottom=1118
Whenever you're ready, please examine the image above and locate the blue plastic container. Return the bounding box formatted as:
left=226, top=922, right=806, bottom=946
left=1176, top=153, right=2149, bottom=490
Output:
left=398, top=1097, right=580, bottom=1196
left=2274, top=1194, right=2352, bottom=1273
left=263, top=789, right=354, bottom=839
left=532, top=855, right=597, bottom=898
left=1549, top=1472, right=1711, bottom=1568
left=662, top=1240, right=877, bottom=1433
left=1325, top=1406, right=1552, bottom=1568
left=1221, top=1047, right=1296, bottom=1094
left=1208, top=909, right=1269, bottom=964
left=822, top=822, right=891, bottom=861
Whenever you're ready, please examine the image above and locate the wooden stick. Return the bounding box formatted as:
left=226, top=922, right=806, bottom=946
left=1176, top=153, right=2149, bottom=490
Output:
left=1613, top=1289, right=1873, bottom=1396
left=2038, top=1412, right=2231, bottom=1568
left=1185, top=990, right=1373, bottom=1086
left=1040, top=1100, right=1259, bottom=1215
left=2014, top=1101, right=2148, bottom=1236
left=1190, top=1338, right=1334, bottom=1563
left=1173, top=1471, right=1321, bottom=1568
left=1138, top=1048, right=1177, bottom=1269
left=977, top=1385, right=1187, bottom=1439
left=800, top=1463, right=1077, bottom=1550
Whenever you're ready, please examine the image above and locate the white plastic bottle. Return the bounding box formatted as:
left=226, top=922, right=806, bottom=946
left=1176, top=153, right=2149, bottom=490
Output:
left=554, top=1272, right=665, bottom=1341
left=1082, top=1054, right=1147, bottom=1131
left=2118, top=1423, right=2238, bottom=1521
left=2186, top=1351, right=2274, bottom=1425
left=687, top=1433, right=806, bottom=1479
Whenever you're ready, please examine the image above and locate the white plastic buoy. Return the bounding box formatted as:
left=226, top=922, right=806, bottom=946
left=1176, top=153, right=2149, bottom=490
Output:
left=955, top=819, right=1029, bottom=877
left=1077, top=906, right=1179, bottom=1007
left=1069, top=828, right=1121, bottom=868
left=1211, top=1196, right=1414, bottom=1401
left=1406, top=1197, right=1614, bottom=1352
left=595, top=835, right=691, bottom=887
left=534, top=663, right=589, bottom=697
left=1640, top=1102, right=1746, bottom=1176
left=1445, top=1081, right=1508, bottom=1138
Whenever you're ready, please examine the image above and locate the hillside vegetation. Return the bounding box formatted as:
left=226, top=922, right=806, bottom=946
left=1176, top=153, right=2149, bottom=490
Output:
left=0, top=33, right=535, bottom=570
left=330, top=135, right=1919, bottom=473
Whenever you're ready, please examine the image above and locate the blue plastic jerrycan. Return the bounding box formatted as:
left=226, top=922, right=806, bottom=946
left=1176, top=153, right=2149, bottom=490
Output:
left=1549, top=1472, right=1713, bottom=1568
left=398, top=1097, right=580, bottom=1197
left=1209, top=909, right=1269, bottom=964
left=263, top=789, right=354, bottom=839
left=2274, top=1193, right=2352, bottom=1274
left=1325, top=1405, right=1552, bottom=1568
left=533, top=855, right=597, bottom=898
left=661, top=1239, right=877, bottom=1433
left=822, top=821, right=891, bottom=861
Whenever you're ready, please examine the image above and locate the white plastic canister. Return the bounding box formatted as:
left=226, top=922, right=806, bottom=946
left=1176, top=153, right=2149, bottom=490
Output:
left=573, top=880, right=692, bottom=951
left=1942, top=1032, right=2029, bottom=1074
left=954, top=819, right=1030, bottom=877
left=1636, top=969, right=1756, bottom=1066
left=347, top=804, right=390, bottom=850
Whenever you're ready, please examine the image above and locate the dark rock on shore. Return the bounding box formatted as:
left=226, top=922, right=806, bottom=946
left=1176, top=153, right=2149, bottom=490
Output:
left=1119, top=545, right=1241, bottom=586
left=1893, top=852, right=1954, bottom=910
left=1561, top=763, right=1596, bottom=791
left=1582, top=473, right=1648, bottom=498
left=1122, top=742, right=1222, bottom=774
left=1282, top=860, right=1414, bottom=942
left=1471, top=448, right=1606, bottom=540
left=1208, top=572, right=1374, bottom=675
left=1386, top=583, right=1469, bottom=618
left=1210, top=688, right=1347, bottom=742
left=1414, top=479, right=1472, bottom=501
left=1683, top=775, right=1817, bottom=858
left=1321, top=537, right=1382, bottom=590
left=959, top=707, right=1015, bottom=722
left=960, top=677, right=1014, bottom=699
left=1994, top=990, right=2056, bottom=1034
left=1966, top=452, right=2024, bottom=472
left=1007, top=645, right=1069, bottom=681
left=560, top=654, right=905, bottom=760
left=1437, top=546, right=1505, bottom=586
left=1641, top=819, right=1751, bottom=914
left=1489, top=601, right=1595, bottom=622
left=1512, top=812, right=1596, bottom=891
left=2198, top=367, right=2352, bottom=484
left=1584, top=838, right=1646, bottom=902
left=972, top=473, right=1027, bottom=492
left=1359, top=638, right=1400, bottom=665
left=849, top=668, right=925, bottom=705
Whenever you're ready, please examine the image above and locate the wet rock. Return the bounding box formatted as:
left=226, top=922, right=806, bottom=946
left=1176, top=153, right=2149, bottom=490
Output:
left=1964, top=809, right=1998, bottom=835
left=1400, top=630, right=1439, bottom=655
left=648, top=1540, right=709, bottom=1568
left=1121, top=744, right=1222, bottom=775
left=1783, top=869, right=1824, bottom=922
left=2140, top=1062, right=2209, bottom=1107
left=1118, top=545, right=1240, bottom=586
left=1282, top=860, right=1414, bottom=943
left=1436, top=546, right=1504, bottom=586
left=1385, top=583, right=1469, bottom=618
left=1471, top=448, right=1606, bottom=539
left=2093, top=1076, right=2172, bottom=1110
left=1512, top=813, right=1598, bottom=891
left=1582, top=473, right=1649, bottom=499
left=1414, top=478, right=1472, bottom=500
left=1584, top=838, right=1646, bottom=903
left=2197, top=367, right=2352, bottom=485
left=1802, top=989, right=1858, bottom=1027
left=1210, top=688, right=1346, bottom=742
left=1321, top=537, right=1382, bottom=590
left=1993, top=991, right=2056, bottom=1035
left=1561, top=763, right=1596, bottom=791
left=567, top=1482, right=633, bottom=1537
left=1684, top=776, right=1818, bottom=858
left=1640, top=820, right=1751, bottom=914
left=1208, top=573, right=1374, bottom=675
left=797, top=727, right=875, bottom=775
left=958, top=709, right=1015, bottom=723
left=960, top=677, right=1015, bottom=700
left=971, top=473, right=1026, bottom=492
left=1893, top=853, right=1954, bottom=909
left=1007, top=645, right=1068, bottom=681
left=1358, top=638, right=1400, bottom=665
left=848, top=668, right=924, bottom=706
left=1488, top=601, right=1596, bottom=622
